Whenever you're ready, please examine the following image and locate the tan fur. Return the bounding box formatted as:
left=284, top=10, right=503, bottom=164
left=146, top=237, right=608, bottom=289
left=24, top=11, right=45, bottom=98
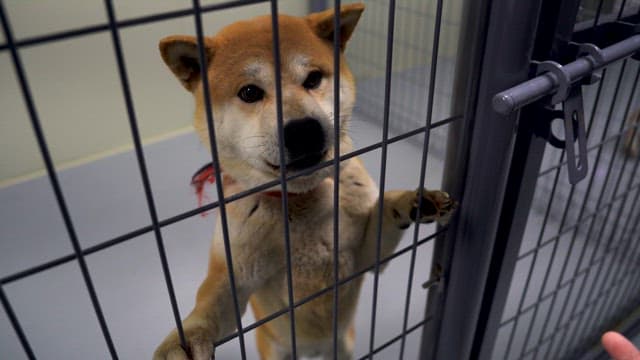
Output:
left=624, top=109, right=640, bottom=157
left=153, top=5, right=455, bottom=360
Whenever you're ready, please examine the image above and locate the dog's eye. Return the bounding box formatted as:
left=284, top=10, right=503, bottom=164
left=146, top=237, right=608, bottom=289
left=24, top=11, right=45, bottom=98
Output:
left=302, top=71, right=323, bottom=90
left=238, top=85, right=265, bottom=103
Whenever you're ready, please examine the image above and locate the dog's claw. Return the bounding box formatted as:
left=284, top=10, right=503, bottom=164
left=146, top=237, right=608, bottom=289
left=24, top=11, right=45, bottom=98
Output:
left=409, top=189, right=457, bottom=226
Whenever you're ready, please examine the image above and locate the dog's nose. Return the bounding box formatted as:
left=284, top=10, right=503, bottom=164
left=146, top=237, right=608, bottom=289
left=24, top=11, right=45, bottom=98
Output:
left=283, top=117, right=326, bottom=169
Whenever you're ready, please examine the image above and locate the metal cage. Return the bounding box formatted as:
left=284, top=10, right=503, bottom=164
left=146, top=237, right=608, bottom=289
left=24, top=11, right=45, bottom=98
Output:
left=0, top=0, right=460, bottom=359
left=424, top=0, right=640, bottom=359
left=1, top=0, right=640, bottom=359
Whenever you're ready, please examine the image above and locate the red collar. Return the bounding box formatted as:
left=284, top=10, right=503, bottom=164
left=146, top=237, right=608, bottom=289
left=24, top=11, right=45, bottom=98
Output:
left=261, top=190, right=303, bottom=198
left=191, top=163, right=302, bottom=203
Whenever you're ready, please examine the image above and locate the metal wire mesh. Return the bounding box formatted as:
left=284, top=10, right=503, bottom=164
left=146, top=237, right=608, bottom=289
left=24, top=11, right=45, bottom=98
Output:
left=490, top=2, right=640, bottom=358
left=0, top=0, right=462, bottom=359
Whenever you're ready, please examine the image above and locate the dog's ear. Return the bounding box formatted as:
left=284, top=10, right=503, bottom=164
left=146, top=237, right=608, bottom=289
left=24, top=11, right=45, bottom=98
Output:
left=305, top=3, right=364, bottom=51
left=159, top=35, right=215, bottom=91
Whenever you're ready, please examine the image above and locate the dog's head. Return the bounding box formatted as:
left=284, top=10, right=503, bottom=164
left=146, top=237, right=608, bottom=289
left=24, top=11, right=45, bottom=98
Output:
left=159, top=4, right=364, bottom=193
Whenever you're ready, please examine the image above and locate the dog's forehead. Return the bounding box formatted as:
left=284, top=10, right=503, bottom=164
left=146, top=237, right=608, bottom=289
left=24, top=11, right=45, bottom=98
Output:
left=213, top=14, right=333, bottom=69
left=242, top=55, right=309, bottom=78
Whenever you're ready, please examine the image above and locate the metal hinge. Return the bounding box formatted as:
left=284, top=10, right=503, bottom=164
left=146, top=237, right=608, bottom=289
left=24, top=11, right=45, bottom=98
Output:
left=492, top=34, right=640, bottom=184
left=422, top=263, right=443, bottom=291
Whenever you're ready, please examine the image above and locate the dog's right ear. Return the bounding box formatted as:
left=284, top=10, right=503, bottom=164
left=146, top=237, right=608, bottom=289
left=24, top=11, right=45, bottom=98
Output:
left=159, top=35, right=215, bottom=92
left=306, top=3, right=365, bottom=51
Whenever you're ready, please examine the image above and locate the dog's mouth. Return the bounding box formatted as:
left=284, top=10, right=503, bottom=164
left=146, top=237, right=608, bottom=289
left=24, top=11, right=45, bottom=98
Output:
left=265, top=151, right=328, bottom=172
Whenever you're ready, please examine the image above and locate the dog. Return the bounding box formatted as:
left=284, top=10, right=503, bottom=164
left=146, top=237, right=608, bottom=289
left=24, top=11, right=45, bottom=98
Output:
left=153, top=4, right=456, bottom=359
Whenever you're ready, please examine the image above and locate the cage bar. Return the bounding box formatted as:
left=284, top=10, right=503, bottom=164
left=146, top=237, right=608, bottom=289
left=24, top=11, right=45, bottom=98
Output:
left=0, top=0, right=269, bottom=53
left=514, top=182, right=640, bottom=262
left=591, top=183, right=640, bottom=328
left=486, top=0, right=640, bottom=357
left=593, top=0, right=606, bottom=26
left=539, top=63, right=636, bottom=358
left=525, top=60, right=631, bottom=359
left=0, top=116, right=460, bottom=288
left=0, top=1, right=119, bottom=358
left=506, top=62, right=608, bottom=358
left=502, top=150, right=567, bottom=360
left=268, top=2, right=298, bottom=358
left=359, top=317, right=431, bottom=360
left=559, top=160, right=640, bottom=356
left=0, top=286, right=35, bottom=360
left=425, top=0, right=550, bottom=357
left=209, top=229, right=446, bottom=348
left=398, top=0, right=444, bottom=358
left=191, top=0, right=249, bottom=357
left=558, top=67, right=640, bottom=355
left=331, top=0, right=342, bottom=358
left=102, top=0, right=189, bottom=351
left=617, top=0, right=629, bottom=18
left=518, top=261, right=640, bottom=358
left=3, top=0, right=639, bottom=358
left=0, top=1, right=463, bottom=358
left=367, top=0, right=397, bottom=358
left=569, top=182, right=640, bottom=357
left=492, top=35, right=640, bottom=115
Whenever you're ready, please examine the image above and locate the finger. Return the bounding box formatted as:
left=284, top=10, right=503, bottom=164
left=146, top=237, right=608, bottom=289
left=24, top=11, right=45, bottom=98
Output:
left=602, top=331, right=640, bottom=360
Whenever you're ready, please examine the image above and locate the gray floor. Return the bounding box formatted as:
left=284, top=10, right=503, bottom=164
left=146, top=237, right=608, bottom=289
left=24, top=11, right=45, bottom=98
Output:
left=0, top=113, right=448, bottom=359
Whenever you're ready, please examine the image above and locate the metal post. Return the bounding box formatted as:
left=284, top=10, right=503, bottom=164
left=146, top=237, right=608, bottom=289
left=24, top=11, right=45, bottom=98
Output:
left=473, top=1, right=585, bottom=358
left=419, top=0, right=491, bottom=355
left=420, top=0, right=586, bottom=358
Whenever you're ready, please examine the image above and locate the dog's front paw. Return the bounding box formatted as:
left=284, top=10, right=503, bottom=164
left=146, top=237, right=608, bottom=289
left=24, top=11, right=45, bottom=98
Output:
left=409, top=189, right=457, bottom=226
left=154, top=322, right=215, bottom=360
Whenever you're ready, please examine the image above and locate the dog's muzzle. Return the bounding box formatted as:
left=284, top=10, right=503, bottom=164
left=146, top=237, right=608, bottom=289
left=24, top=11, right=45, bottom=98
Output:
left=283, top=117, right=327, bottom=170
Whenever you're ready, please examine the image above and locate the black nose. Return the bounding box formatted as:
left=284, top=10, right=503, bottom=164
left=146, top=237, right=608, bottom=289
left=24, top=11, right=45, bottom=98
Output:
left=283, top=117, right=326, bottom=169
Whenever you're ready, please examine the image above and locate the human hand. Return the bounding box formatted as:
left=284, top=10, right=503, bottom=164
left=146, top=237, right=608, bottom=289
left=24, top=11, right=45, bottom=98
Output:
left=602, top=331, right=640, bottom=360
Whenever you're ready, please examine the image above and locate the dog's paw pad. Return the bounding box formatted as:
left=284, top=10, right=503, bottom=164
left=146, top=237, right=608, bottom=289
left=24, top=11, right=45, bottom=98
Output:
left=409, top=189, right=457, bottom=225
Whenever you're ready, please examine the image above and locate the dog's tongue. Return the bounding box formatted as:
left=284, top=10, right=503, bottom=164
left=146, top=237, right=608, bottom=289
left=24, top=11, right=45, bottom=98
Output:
left=191, top=162, right=216, bottom=211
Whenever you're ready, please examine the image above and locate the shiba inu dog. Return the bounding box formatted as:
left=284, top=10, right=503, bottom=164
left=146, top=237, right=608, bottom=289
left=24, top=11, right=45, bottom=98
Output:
left=153, top=4, right=456, bottom=359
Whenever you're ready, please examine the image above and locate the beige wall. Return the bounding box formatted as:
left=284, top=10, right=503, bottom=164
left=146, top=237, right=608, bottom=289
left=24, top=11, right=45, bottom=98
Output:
left=347, top=0, right=462, bottom=79
left=0, top=0, right=462, bottom=185
left=0, top=0, right=307, bottom=185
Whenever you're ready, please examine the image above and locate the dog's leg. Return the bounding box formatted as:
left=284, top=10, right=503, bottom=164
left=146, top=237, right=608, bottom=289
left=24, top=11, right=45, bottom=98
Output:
left=255, top=325, right=293, bottom=360
left=255, top=325, right=272, bottom=360
left=335, top=323, right=356, bottom=360
left=357, top=189, right=455, bottom=272
left=252, top=296, right=293, bottom=360
left=153, top=253, right=252, bottom=360
left=317, top=323, right=354, bottom=359
left=154, top=211, right=278, bottom=360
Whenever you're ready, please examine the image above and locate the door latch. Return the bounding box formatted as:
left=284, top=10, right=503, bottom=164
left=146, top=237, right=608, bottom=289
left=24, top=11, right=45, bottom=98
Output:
left=492, top=35, right=640, bottom=184
left=531, top=60, right=589, bottom=184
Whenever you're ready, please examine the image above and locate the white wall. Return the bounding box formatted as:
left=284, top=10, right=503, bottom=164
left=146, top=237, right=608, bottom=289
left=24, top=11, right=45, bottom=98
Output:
left=0, top=0, right=307, bottom=185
